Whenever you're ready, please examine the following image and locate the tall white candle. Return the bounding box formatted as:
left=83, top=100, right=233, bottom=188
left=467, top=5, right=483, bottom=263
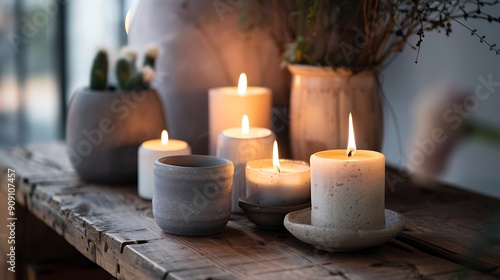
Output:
left=217, top=115, right=275, bottom=213
left=209, top=73, right=272, bottom=155
left=246, top=141, right=310, bottom=207
left=138, top=130, right=191, bottom=200
left=310, top=114, right=385, bottom=230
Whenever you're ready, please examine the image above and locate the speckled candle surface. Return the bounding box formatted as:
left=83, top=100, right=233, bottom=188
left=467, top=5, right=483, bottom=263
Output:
left=310, top=150, right=385, bottom=230
left=246, top=159, right=310, bottom=207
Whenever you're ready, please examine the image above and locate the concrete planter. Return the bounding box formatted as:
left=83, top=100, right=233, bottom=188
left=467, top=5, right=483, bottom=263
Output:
left=66, top=88, right=166, bottom=185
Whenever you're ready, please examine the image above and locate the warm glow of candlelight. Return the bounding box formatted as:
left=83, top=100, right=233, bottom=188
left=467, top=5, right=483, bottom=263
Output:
left=347, top=113, right=356, bottom=157
left=124, top=9, right=131, bottom=34
left=241, top=114, right=249, bottom=135
left=161, top=130, right=169, bottom=146
left=237, top=73, right=247, bottom=96
left=273, top=140, right=281, bottom=172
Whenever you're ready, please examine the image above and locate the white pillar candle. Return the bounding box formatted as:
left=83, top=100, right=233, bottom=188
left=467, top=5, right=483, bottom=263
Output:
left=138, top=130, right=191, bottom=200
left=310, top=150, right=385, bottom=230
left=245, top=141, right=310, bottom=207
left=209, top=73, right=272, bottom=155
left=216, top=115, right=275, bottom=213
left=310, top=113, right=385, bottom=230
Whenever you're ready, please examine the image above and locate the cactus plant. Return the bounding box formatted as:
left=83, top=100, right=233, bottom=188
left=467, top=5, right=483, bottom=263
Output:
left=89, top=46, right=158, bottom=91
left=115, top=55, right=134, bottom=90
left=125, top=66, right=155, bottom=90
left=143, top=45, right=158, bottom=69
left=90, top=48, right=108, bottom=90
left=120, top=47, right=137, bottom=65
left=120, top=47, right=138, bottom=74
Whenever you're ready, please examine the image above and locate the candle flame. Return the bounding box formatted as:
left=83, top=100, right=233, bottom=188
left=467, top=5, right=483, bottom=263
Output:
left=161, top=130, right=169, bottom=146
left=237, top=73, right=247, bottom=96
left=347, top=113, right=356, bottom=157
left=273, top=140, right=281, bottom=172
left=241, top=114, right=249, bottom=135
left=124, top=9, right=131, bottom=35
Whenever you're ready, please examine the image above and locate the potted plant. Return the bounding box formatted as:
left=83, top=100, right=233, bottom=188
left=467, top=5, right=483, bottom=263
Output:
left=244, top=0, right=500, bottom=160
left=66, top=46, right=166, bottom=185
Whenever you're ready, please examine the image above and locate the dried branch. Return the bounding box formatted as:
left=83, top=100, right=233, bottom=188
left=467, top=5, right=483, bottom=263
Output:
left=262, top=0, right=500, bottom=71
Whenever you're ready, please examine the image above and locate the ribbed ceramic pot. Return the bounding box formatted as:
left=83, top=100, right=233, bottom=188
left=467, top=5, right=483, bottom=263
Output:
left=66, top=87, right=166, bottom=185
left=153, top=155, right=234, bottom=236
left=288, top=65, right=383, bottom=161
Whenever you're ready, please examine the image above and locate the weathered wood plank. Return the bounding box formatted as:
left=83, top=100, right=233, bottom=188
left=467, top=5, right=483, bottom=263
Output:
left=0, top=143, right=499, bottom=279
left=28, top=179, right=491, bottom=279
left=166, top=266, right=236, bottom=280
left=27, top=182, right=160, bottom=278
left=0, top=143, right=77, bottom=209
left=127, top=213, right=497, bottom=280
left=386, top=176, right=500, bottom=276
left=122, top=239, right=215, bottom=279
left=28, top=185, right=98, bottom=262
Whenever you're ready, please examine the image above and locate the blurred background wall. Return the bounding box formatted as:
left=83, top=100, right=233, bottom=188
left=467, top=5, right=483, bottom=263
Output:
left=0, top=1, right=498, bottom=198
left=0, top=0, right=62, bottom=146
left=382, top=5, right=500, bottom=198
left=0, top=0, right=131, bottom=147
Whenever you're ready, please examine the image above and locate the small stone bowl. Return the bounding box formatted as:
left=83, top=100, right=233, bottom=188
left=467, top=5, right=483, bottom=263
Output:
left=153, top=155, right=234, bottom=236
left=239, top=197, right=311, bottom=231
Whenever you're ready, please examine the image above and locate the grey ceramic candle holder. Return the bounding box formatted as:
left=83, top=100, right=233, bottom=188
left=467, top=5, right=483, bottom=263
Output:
left=238, top=197, right=310, bottom=231
left=153, top=155, right=234, bottom=236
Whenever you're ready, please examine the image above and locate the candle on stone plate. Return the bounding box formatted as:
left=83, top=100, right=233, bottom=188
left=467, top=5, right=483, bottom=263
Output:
left=310, top=113, right=385, bottom=230
left=246, top=141, right=310, bottom=207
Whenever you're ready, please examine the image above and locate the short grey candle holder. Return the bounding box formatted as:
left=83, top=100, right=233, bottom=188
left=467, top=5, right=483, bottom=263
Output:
left=153, top=155, right=234, bottom=236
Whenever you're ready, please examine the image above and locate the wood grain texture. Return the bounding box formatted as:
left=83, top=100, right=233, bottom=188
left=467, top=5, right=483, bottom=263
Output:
left=0, top=143, right=499, bottom=279
left=385, top=170, right=500, bottom=277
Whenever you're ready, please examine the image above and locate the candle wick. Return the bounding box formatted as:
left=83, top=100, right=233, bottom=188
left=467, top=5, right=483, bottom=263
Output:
left=276, top=166, right=281, bottom=173
left=348, top=150, right=353, bottom=157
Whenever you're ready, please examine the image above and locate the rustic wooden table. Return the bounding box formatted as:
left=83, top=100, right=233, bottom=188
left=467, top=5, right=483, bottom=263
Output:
left=0, top=142, right=499, bottom=279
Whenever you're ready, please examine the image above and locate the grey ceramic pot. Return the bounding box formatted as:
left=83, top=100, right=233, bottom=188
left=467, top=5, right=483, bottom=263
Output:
left=153, top=155, right=233, bottom=236
left=66, top=87, right=166, bottom=185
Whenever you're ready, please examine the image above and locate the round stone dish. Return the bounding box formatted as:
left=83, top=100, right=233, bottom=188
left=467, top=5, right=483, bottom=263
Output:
left=284, top=208, right=405, bottom=252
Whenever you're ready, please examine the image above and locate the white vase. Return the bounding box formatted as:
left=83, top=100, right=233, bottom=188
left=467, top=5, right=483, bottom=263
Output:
left=288, top=65, right=383, bottom=161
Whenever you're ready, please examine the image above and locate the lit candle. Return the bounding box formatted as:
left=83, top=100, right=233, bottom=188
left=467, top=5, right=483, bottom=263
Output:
left=246, top=141, right=310, bottom=207
left=138, top=130, right=191, bottom=200
left=209, top=73, right=272, bottom=155
left=216, top=115, right=275, bottom=213
left=310, top=113, right=385, bottom=230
